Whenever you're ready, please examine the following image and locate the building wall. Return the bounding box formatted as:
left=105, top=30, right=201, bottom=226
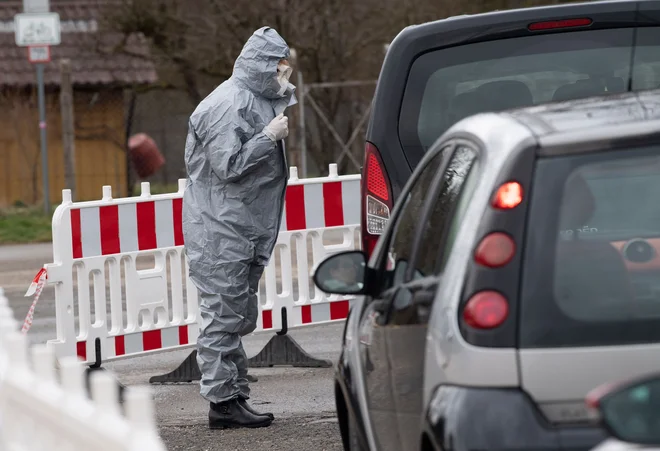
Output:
left=0, top=88, right=127, bottom=208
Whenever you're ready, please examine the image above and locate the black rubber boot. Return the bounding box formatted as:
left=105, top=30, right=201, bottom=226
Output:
left=239, top=397, right=274, bottom=420
left=209, top=399, right=272, bottom=429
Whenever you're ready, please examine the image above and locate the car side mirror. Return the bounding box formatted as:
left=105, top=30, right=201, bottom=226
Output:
left=313, top=250, right=367, bottom=295
left=587, top=374, right=660, bottom=446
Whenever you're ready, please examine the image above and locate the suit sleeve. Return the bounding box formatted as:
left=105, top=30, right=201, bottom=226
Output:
left=201, top=107, right=276, bottom=183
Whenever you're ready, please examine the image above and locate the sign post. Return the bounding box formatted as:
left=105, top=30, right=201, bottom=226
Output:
left=14, top=1, right=59, bottom=214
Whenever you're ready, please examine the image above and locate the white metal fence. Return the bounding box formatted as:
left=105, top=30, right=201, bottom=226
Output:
left=0, top=287, right=166, bottom=451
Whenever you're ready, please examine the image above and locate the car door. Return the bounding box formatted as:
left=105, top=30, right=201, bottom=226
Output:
left=357, top=144, right=454, bottom=451
left=384, top=145, right=480, bottom=451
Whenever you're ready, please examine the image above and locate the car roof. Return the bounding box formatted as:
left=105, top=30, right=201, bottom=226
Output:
left=394, top=0, right=643, bottom=45
left=392, top=0, right=644, bottom=50
left=509, top=89, right=660, bottom=137
left=442, top=89, right=660, bottom=161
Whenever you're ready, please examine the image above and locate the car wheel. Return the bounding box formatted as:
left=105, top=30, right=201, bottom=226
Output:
left=347, top=409, right=365, bottom=451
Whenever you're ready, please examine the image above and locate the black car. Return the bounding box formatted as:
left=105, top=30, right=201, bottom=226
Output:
left=316, top=90, right=660, bottom=450
left=361, top=0, right=660, bottom=258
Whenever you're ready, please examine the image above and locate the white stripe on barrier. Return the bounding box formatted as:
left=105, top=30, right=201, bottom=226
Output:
left=42, top=164, right=362, bottom=365
left=155, top=200, right=175, bottom=248
left=119, top=203, right=139, bottom=253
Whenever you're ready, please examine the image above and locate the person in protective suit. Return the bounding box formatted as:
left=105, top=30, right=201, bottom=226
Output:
left=182, top=27, right=296, bottom=429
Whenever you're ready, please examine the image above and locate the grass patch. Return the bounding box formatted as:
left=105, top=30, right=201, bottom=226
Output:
left=0, top=206, right=52, bottom=245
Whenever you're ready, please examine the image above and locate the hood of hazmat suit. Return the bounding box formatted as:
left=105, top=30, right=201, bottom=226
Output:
left=182, top=27, right=295, bottom=404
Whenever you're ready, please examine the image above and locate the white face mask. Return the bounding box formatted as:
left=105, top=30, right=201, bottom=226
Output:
left=277, top=63, right=292, bottom=95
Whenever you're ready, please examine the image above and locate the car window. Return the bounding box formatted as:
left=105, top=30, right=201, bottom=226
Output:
left=435, top=148, right=480, bottom=273
left=409, top=146, right=479, bottom=278
left=601, top=378, right=660, bottom=444
left=384, top=147, right=451, bottom=289
left=520, top=146, right=660, bottom=348
left=399, top=27, right=660, bottom=166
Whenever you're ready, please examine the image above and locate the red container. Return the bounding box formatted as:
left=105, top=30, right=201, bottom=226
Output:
left=129, top=133, right=165, bottom=179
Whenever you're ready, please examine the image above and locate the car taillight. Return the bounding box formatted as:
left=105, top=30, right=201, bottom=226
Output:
left=362, top=142, right=392, bottom=257
left=474, top=232, right=516, bottom=268
left=492, top=181, right=523, bottom=210
left=528, top=18, right=592, bottom=31
left=463, top=291, right=509, bottom=329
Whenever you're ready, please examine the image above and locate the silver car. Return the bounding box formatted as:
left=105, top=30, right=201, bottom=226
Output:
left=315, top=89, right=660, bottom=450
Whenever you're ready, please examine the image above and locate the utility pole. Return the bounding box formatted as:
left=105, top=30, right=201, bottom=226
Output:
left=15, top=0, right=60, bottom=214
left=60, top=58, right=76, bottom=200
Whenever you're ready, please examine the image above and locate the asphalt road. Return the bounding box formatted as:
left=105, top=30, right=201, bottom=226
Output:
left=0, top=242, right=345, bottom=451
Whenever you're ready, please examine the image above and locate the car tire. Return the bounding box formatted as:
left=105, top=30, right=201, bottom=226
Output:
left=347, top=409, right=365, bottom=451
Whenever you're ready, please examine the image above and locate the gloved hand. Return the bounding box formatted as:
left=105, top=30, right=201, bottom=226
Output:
left=263, top=114, right=289, bottom=142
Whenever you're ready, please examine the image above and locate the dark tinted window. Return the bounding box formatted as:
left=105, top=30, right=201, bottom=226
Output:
left=520, top=147, right=660, bottom=348
left=400, top=27, right=660, bottom=161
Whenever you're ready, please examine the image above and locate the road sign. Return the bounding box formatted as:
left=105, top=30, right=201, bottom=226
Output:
left=23, top=0, right=49, bottom=13
left=28, top=45, right=50, bottom=63
left=14, top=12, right=61, bottom=47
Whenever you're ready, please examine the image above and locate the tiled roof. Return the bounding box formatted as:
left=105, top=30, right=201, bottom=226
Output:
left=0, top=0, right=157, bottom=87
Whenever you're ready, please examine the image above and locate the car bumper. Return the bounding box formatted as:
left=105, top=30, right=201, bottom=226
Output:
left=423, top=385, right=609, bottom=451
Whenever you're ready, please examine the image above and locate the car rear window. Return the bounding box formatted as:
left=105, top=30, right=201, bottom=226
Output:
left=520, top=146, right=660, bottom=348
left=399, top=27, right=660, bottom=166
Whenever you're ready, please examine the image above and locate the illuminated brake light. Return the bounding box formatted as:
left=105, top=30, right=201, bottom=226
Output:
left=475, top=232, right=516, bottom=268
left=528, top=18, right=592, bottom=31
left=492, top=182, right=523, bottom=210
left=463, top=291, right=509, bottom=329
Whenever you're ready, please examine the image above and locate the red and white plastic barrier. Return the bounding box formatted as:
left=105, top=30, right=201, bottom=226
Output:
left=0, top=287, right=166, bottom=451
left=40, top=164, right=361, bottom=365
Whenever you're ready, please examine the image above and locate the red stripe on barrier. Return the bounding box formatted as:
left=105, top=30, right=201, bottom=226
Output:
left=71, top=209, right=82, bottom=259
left=173, top=198, right=184, bottom=246
left=136, top=201, right=157, bottom=250
left=285, top=185, right=306, bottom=230
left=301, top=305, right=312, bottom=324
left=330, top=300, right=350, bottom=320
left=100, top=205, right=120, bottom=255
left=76, top=341, right=86, bottom=361
left=115, top=335, right=125, bottom=356
left=143, top=330, right=162, bottom=351
left=323, top=181, right=344, bottom=227
left=178, top=325, right=188, bottom=345
left=262, top=310, right=273, bottom=329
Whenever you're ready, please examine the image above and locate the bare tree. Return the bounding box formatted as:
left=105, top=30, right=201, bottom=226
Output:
left=99, top=0, right=576, bottom=175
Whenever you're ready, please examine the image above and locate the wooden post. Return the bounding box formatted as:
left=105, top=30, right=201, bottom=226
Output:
left=60, top=59, right=76, bottom=200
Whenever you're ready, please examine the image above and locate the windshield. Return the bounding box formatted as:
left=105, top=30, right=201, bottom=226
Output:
left=399, top=27, right=660, bottom=159
left=520, top=147, right=660, bottom=348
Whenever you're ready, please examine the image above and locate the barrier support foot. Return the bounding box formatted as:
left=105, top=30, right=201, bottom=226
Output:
left=149, top=351, right=260, bottom=384
left=246, top=307, right=332, bottom=368
left=247, top=333, right=332, bottom=368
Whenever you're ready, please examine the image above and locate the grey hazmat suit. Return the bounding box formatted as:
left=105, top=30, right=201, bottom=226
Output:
left=182, top=27, right=296, bottom=404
